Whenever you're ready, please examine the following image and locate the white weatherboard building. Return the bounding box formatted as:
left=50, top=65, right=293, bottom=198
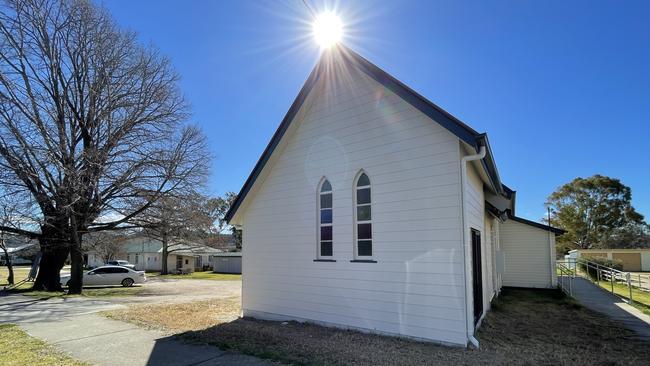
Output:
left=225, top=46, right=564, bottom=347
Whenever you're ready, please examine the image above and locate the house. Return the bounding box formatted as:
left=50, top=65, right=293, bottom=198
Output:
left=123, top=237, right=223, bottom=272
left=567, top=249, right=650, bottom=272
left=0, top=235, right=38, bottom=265
left=225, top=45, right=564, bottom=347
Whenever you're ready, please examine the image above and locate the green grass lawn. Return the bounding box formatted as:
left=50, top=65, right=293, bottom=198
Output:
left=146, top=271, right=241, bottom=281
left=593, top=279, right=650, bottom=316
left=0, top=324, right=87, bottom=366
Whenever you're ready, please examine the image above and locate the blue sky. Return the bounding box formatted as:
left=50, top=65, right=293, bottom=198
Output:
left=104, top=0, right=650, bottom=222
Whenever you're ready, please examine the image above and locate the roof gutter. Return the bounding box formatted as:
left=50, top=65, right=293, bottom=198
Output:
left=460, top=144, right=486, bottom=348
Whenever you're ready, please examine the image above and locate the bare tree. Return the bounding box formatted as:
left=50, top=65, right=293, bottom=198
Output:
left=136, top=193, right=217, bottom=274
left=83, top=231, right=127, bottom=264
left=0, top=0, right=210, bottom=293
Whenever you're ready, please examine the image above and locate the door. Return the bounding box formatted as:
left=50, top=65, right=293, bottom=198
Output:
left=176, top=256, right=183, bottom=270
left=471, top=229, right=483, bottom=325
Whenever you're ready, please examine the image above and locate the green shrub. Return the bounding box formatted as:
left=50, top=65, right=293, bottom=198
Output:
left=578, top=256, right=624, bottom=280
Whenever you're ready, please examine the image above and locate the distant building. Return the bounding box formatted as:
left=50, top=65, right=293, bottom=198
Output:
left=123, top=236, right=223, bottom=272
left=0, top=235, right=38, bottom=265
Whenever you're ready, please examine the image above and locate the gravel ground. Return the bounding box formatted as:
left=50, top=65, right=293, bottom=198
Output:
left=111, top=278, right=241, bottom=305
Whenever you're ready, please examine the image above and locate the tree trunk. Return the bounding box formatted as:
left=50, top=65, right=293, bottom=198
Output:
left=161, top=232, right=169, bottom=275
left=33, top=222, right=69, bottom=292
left=1, top=246, right=14, bottom=285
left=67, top=215, right=86, bottom=294
left=33, top=244, right=68, bottom=291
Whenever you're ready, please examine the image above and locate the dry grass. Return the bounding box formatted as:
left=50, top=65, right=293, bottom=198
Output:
left=104, top=289, right=650, bottom=365
left=103, top=296, right=240, bottom=333
left=0, top=324, right=88, bottom=366
left=146, top=271, right=241, bottom=281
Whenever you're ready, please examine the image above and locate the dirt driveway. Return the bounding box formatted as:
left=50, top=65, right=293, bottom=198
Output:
left=117, top=277, right=241, bottom=305
left=0, top=278, right=241, bottom=323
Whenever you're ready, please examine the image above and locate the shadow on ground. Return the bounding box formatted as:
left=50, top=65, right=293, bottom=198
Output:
left=174, top=289, right=650, bottom=366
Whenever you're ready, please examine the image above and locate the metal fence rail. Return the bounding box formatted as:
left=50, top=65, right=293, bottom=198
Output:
left=557, top=258, right=650, bottom=304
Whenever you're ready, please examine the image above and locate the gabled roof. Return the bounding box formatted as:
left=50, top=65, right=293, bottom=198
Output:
left=226, top=45, right=505, bottom=223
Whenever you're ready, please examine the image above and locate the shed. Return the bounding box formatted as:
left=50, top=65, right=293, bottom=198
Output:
left=499, top=215, right=564, bottom=288
left=213, top=252, right=242, bottom=274
left=571, top=249, right=650, bottom=272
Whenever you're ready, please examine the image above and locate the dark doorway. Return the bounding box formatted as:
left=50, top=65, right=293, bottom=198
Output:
left=471, top=229, right=483, bottom=325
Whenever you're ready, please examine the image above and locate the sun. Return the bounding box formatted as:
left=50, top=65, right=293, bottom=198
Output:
left=312, top=12, right=343, bottom=48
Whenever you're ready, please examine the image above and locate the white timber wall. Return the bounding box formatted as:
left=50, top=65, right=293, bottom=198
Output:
left=500, top=220, right=555, bottom=288
left=240, top=63, right=468, bottom=345
left=464, top=162, right=492, bottom=318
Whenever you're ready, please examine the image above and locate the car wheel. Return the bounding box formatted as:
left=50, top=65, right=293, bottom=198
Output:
left=121, top=278, right=134, bottom=287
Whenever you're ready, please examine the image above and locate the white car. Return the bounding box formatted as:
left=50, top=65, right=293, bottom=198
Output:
left=105, top=260, right=136, bottom=270
left=60, top=265, right=146, bottom=287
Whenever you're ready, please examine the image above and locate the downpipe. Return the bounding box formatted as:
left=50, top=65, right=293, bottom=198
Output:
left=460, top=145, right=486, bottom=348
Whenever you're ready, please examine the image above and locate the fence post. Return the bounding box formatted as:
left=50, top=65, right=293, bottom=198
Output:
left=641, top=274, right=644, bottom=291
left=610, top=269, right=614, bottom=294
left=627, top=273, right=633, bottom=304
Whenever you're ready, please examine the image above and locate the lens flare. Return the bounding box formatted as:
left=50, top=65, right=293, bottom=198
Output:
left=313, top=12, right=343, bottom=48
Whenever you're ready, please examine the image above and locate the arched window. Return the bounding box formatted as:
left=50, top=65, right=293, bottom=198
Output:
left=318, top=179, right=333, bottom=257
left=354, top=172, right=372, bottom=257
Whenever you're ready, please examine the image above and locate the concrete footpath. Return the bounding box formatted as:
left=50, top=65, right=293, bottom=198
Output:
left=0, top=294, right=271, bottom=366
left=567, top=276, right=650, bottom=341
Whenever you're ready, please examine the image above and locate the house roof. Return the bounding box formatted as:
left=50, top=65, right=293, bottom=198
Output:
left=226, top=45, right=506, bottom=223
left=124, top=238, right=222, bottom=256
left=506, top=211, right=566, bottom=235
left=213, top=252, right=242, bottom=257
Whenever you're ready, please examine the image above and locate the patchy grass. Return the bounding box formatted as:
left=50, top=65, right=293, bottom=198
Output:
left=0, top=324, right=88, bottom=366
left=103, top=288, right=650, bottom=365
left=0, top=265, right=32, bottom=286
left=102, top=296, right=240, bottom=333
left=146, top=271, right=241, bottom=281
left=7, top=286, right=144, bottom=300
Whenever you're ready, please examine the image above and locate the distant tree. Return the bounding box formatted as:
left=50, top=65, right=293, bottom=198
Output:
left=546, top=175, right=646, bottom=252
left=83, top=232, right=128, bottom=264
left=207, top=192, right=240, bottom=250
left=0, top=0, right=209, bottom=293
left=600, top=223, right=650, bottom=249
left=136, top=193, right=217, bottom=274
left=0, top=231, right=12, bottom=286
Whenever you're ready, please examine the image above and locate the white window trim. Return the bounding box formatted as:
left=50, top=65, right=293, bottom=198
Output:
left=317, top=178, right=333, bottom=259
left=353, top=171, right=374, bottom=260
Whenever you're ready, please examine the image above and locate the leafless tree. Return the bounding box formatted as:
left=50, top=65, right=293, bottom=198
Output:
left=83, top=231, right=127, bottom=264
left=135, top=192, right=217, bottom=274
left=0, top=0, right=210, bottom=293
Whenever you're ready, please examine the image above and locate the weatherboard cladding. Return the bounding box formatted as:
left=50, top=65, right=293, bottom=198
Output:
left=240, top=59, right=468, bottom=344
left=225, top=45, right=503, bottom=223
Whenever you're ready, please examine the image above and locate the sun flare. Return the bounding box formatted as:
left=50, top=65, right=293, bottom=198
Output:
left=312, top=12, right=343, bottom=48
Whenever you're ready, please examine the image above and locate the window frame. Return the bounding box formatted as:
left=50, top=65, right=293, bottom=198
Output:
left=353, top=171, right=374, bottom=260
left=317, top=177, right=334, bottom=259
